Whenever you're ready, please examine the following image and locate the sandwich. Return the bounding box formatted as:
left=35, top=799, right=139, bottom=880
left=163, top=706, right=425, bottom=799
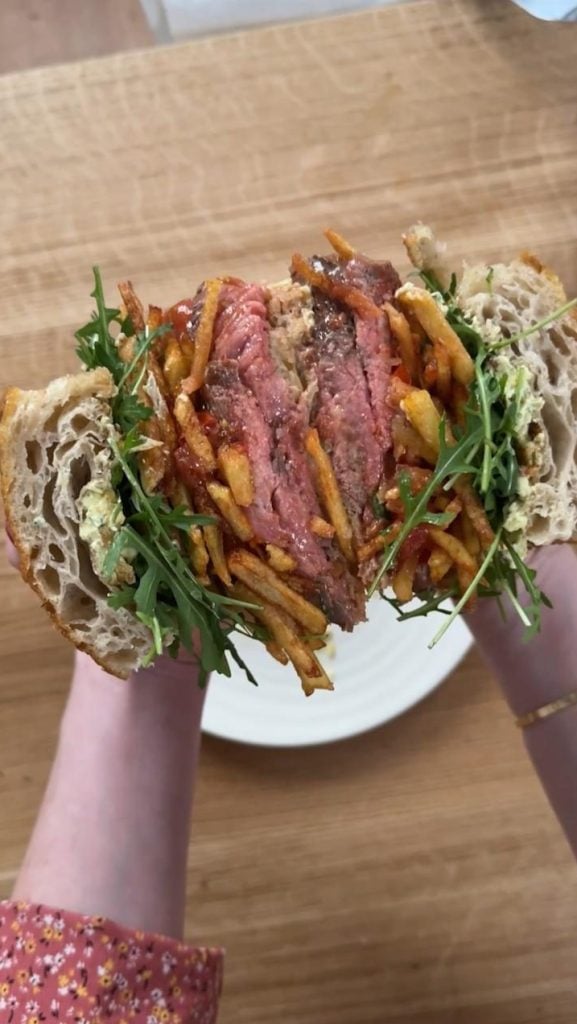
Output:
left=1, top=226, right=576, bottom=693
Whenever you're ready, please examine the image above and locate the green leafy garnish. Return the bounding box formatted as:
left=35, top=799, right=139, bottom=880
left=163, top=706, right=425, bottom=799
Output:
left=77, top=268, right=264, bottom=684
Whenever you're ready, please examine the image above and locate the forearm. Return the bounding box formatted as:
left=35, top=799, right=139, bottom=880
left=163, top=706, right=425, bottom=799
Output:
left=13, top=651, right=206, bottom=938
left=468, top=544, right=577, bottom=855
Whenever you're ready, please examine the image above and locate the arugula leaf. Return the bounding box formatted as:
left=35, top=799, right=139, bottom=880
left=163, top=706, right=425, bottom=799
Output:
left=77, top=269, right=266, bottom=686
left=75, top=268, right=125, bottom=381
left=372, top=269, right=569, bottom=639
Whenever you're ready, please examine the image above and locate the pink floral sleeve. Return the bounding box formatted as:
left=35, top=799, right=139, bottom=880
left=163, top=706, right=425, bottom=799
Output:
left=0, top=900, right=222, bottom=1023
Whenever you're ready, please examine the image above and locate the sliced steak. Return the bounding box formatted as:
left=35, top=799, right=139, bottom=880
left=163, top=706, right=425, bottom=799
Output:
left=204, top=360, right=287, bottom=547
left=207, top=281, right=365, bottom=629
left=295, top=253, right=399, bottom=545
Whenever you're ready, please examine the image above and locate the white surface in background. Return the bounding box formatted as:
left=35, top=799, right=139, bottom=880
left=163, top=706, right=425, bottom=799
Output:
left=203, top=597, right=472, bottom=747
left=141, top=0, right=399, bottom=40
left=141, top=0, right=577, bottom=40
left=513, top=0, right=577, bottom=17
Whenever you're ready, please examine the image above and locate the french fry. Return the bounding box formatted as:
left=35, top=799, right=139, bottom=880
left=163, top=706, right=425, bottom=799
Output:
left=298, top=654, right=333, bottom=697
left=433, top=338, right=451, bottom=403
left=357, top=521, right=402, bottom=561
left=451, top=381, right=469, bottom=428
left=392, top=552, right=419, bottom=603
left=139, top=420, right=167, bottom=494
left=304, top=427, right=355, bottom=565
left=429, top=526, right=476, bottom=573
left=291, top=252, right=381, bottom=319
left=400, top=389, right=443, bottom=455
left=217, top=444, right=254, bottom=507
left=228, top=549, right=327, bottom=634
left=147, top=304, right=163, bottom=332
left=396, top=284, right=474, bottom=386
left=266, top=641, right=290, bottom=666
left=384, top=302, right=419, bottom=383
left=324, top=228, right=355, bottom=260
left=389, top=375, right=417, bottom=407
left=428, top=545, right=453, bottom=585
left=163, top=337, right=190, bottom=396
left=203, top=523, right=231, bottom=586
left=206, top=481, right=253, bottom=542
left=174, top=393, right=216, bottom=474
left=310, top=515, right=335, bottom=539
left=460, top=508, right=481, bottom=557
left=266, top=545, right=297, bottom=573
left=453, top=478, right=494, bottom=550
left=118, top=280, right=145, bottom=331
left=307, top=635, right=328, bottom=652
left=231, top=582, right=331, bottom=693
left=451, top=519, right=477, bottom=599
left=117, top=335, right=167, bottom=492
left=188, top=526, right=210, bottom=584
left=182, top=279, right=222, bottom=393
left=392, top=417, right=437, bottom=465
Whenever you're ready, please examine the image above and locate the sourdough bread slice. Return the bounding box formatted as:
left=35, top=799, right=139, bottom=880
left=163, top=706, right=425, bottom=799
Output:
left=404, top=224, right=577, bottom=546
left=0, top=368, right=150, bottom=677
left=458, top=255, right=577, bottom=545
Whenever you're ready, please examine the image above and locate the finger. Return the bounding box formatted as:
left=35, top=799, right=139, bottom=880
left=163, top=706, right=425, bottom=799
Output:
left=5, top=531, right=18, bottom=569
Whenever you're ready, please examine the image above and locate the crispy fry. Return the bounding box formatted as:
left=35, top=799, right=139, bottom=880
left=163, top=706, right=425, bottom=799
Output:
left=307, top=635, right=328, bottom=651
left=206, top=481, right=253, bottom=542
left=400, top=389, right=443, bottom=455
left=139, top=420, right=167, bottom=493
left=188, top=526, right=210, bottom=584
left=217, top=444, right=254, bottom=507
left=174, top=393, right=216, bottom=474
left=304, top=427, right=355, bottom=564
left=384, top=302, right=419, bottom=383
left=203, top=523, right=231, bottom=586
left=298, top=654, right=334, bottom=697
left=310, top=515, right=335, bottom=539
left=389, top=375, right=418, bottom=407
left=392, top=552, right=420, bottom=603
left=396, top=284, right=474, bottom=386
left=118, top=280, right=145, bottom=331
left=291, top=252, right=381, bottom=319
left=460, top=508, right=481, bottom=557
left=117, top=335, right=167, bottom=492
left=358, top=521, right=402, bottom=561
left=266, top=641, right=290, bottom=666
left=428, top=545, right=453, bottom=585
left=324, top=228, right=355, bottom=260
left=163, top=337, right=190, bottom=396
left=231, top=581, right=329, bottom=692
left=392, top=417, right=437, bottom=466
left=453, top=478, right=494, bottom=549
left=182, top=279, right=222, bottom=393
left=228, top=549, right=327, bottom=634
left=147, top=304, right=163, bottom=332
left=433, top=338, right=451, bottom=403
left=266, top=545, right=297, bottom=574
left=451, top=381, right=469, bottom=428
left=451, top=519, right=477, bottom=599
left=429, top=526, right=476, bottom=572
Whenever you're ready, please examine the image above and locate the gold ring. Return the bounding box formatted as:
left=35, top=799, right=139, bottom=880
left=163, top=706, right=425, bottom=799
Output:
left=516, top=690, right=577, bottom=729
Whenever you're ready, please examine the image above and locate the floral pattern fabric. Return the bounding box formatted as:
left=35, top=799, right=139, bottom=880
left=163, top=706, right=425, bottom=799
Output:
left=0, top=901, right=222, bottom=1023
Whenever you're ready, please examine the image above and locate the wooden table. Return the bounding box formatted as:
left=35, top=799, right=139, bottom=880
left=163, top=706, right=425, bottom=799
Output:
left=1, top=1, right=577, bottom=1020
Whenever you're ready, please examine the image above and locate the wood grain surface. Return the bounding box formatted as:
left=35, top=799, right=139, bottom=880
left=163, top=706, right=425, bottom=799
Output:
left=1, top=1, right=577, bottom=1021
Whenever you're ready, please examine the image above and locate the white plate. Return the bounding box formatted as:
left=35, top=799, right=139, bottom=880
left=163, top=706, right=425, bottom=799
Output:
left=203, top=598, right=472, bottom=747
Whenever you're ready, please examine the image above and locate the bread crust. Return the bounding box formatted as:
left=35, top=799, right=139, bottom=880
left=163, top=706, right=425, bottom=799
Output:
left=0, top=369, right=147, bottom=678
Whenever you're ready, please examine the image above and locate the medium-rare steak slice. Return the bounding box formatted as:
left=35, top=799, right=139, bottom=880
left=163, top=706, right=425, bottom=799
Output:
left=205, top=280, right=365, bottom=629
left=293, top=253, right=399, bottom=548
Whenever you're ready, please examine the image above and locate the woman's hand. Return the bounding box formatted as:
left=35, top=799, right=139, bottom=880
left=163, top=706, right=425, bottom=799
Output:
left=7, top=531, right=208, bottom=937
left=468, top=543, right=577, bottom=859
